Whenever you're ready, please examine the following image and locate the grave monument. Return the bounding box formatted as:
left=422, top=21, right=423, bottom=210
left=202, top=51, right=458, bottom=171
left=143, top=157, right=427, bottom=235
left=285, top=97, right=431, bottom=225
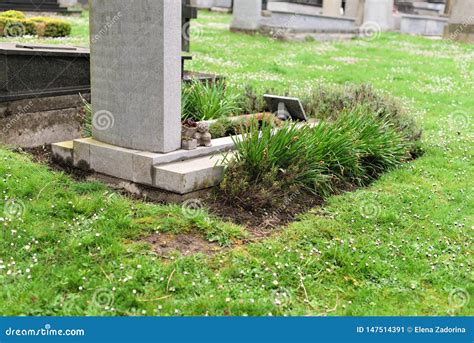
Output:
left=53, top=0, right=234, bottom=194
left=89, top=0, right=181, bottom=153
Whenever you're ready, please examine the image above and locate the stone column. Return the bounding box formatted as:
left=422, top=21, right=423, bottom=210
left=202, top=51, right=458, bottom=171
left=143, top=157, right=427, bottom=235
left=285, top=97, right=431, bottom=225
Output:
left=90, top=0, right=181, bottom=153
left=444, top=0, right=474, bottom=43
left=322, top=0, right=342, bottom=17
left=363, top=0, right=394, bottom=31
left=230, top=0, right=262, bottom=31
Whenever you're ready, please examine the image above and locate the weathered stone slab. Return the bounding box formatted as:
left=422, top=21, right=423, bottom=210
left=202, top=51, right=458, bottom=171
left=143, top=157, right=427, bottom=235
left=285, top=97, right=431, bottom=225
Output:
left=363, top=0, right=395, bottom=31
left=231, top=0, right=262, bottom=31
left=0, top=107, right=83, bottom=148
left=444, top=0, right=474, bottom=43
left=70, top=136, right=237, bottom=185
left=191, top=0, right=215, bottom=9
left=51, top=141, right=74, bottom=164
left=267, top=1, right=322, bottom=16
left=153, top=153, right=231, bottom=194
left=260, top=11, right=357, bottom=32
left=400, top=14, right=448, bottom=36
left=322, top=0, right=342, bottom=17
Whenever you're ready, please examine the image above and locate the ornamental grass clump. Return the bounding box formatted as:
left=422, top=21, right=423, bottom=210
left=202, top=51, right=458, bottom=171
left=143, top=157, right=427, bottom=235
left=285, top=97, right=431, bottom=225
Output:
left=302, top=83, right=422, bottom=156
left=182, top=80, right=241, bottom=121
left=220, top=106, right=411, bottom=210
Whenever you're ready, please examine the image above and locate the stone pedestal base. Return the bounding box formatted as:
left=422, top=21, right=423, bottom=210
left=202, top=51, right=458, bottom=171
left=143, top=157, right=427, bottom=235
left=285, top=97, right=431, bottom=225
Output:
left=52, top=136, right=236, bottom=194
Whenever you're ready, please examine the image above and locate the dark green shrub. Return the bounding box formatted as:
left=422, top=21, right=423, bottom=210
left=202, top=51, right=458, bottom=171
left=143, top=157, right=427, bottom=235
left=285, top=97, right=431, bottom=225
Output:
left=0, top=17, right=36, bottom=37
left=209, top=120, right=227, bottom=139
left=30, top=17, right=72, bottom=37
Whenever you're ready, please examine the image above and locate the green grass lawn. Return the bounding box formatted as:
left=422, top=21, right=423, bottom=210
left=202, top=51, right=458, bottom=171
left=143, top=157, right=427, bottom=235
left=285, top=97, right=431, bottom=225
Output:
left=0, top=11, right=472, bottom=316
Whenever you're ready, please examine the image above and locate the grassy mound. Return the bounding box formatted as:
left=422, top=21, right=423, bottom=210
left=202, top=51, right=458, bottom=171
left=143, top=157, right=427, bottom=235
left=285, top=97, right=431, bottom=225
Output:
left=221, top=105, right=416, bottom=211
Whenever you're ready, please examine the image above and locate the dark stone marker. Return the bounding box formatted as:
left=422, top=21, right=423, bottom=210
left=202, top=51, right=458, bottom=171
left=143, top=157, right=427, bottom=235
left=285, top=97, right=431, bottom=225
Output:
left=0, top=43, right=90, bottom=102
left=264, top=94, right=307, bottom=121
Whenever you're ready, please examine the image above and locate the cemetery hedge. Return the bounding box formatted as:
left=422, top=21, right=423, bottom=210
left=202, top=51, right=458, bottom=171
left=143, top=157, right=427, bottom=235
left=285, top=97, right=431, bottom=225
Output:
left=0, top=10, right=71, bottom=38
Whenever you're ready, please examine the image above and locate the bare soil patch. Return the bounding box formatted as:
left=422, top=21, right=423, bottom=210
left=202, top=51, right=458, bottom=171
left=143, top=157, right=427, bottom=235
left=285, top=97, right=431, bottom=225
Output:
left=143, top=233, right=223, bottom=257
left=25, top=145, right=331, bottom=238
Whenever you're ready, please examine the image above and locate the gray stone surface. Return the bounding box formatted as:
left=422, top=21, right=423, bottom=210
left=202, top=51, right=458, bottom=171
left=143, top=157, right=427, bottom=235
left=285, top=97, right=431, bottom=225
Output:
left=363, top=0, right=395, bottom=31
left=0, top=94, right=88, bottom=148
left=322, top=0, right=342, bottom=17
left=214, top=0, right=232, bottom=8
left=90, top=0, right=181, bottom=153
left=344, top=0, right=363, bottom=24
left=267, top=1, right=322, bottom=15
left=90, top=141, right=139, bottom=181
left=400, top=14, right=448, bottom=36
left=449, top=0, right=474, bottom=23
left=51, top=141, right=74, bottom=164
left=444, top=0, right=474, bottom=43
left=191, top=0, right=215, bottom=9
left=153, top=153, right=231, bottom=194
left=73, top=138, right=92, bottom=170
left=260, top=11, right=357, bottom=32
left=70, top=135, right=237, bottom=185
left=231, top=0, right=262, bottom=31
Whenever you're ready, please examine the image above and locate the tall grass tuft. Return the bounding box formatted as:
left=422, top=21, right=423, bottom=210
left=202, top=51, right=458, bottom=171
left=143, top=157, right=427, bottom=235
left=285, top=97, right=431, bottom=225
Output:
left=182, top=80, right=241, bottom=121
left=221, top=106, right=410, bottom=209
left=80, top=94, right=92, bottom=138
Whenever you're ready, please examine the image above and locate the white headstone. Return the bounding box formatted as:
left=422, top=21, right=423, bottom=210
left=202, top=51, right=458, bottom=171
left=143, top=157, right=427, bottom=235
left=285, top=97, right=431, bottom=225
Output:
left=231, top=0, right=262, bottom=31
left=363, top=0, right=394, bottom=31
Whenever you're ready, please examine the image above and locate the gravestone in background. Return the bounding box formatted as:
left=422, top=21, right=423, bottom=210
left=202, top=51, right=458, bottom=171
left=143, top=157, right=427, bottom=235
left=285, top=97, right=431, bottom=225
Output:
left=230, top=0, right=262, bottom=31
left=364, top=0, right=395, bottom=31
